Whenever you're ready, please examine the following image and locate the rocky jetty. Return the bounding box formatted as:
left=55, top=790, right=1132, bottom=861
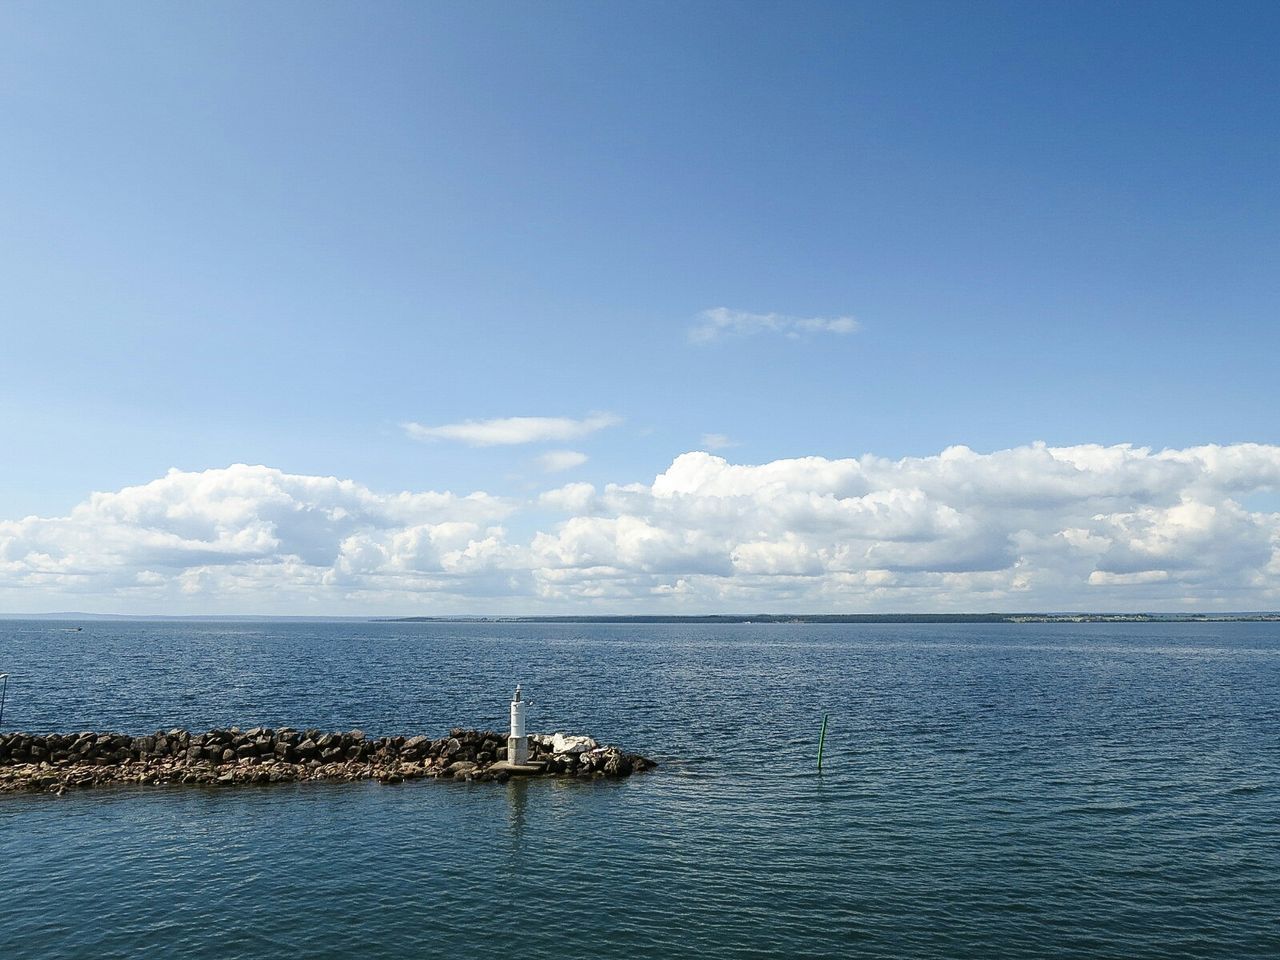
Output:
left=0, top=727, right=656, bottom=796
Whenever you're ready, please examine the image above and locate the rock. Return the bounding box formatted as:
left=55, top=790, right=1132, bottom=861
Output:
left=551, top=733, right=599, bottom=754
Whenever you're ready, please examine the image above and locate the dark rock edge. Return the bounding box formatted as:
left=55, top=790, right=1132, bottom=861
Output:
left=0, top=727, right=656, bottom=796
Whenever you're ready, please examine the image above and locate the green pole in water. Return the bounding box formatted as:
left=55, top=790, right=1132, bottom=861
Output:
left=816, top=713, right=828, bottom=772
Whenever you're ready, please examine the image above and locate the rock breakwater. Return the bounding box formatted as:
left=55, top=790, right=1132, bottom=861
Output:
left=0, top=727, right=656, bottom=796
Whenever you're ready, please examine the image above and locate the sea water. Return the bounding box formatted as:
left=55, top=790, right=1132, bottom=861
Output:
left=0, top=620, right=1276, bottom=959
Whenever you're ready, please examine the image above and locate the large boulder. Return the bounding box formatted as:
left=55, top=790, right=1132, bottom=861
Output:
left=551, top=733, right=598, bottom=754
left=401, top=735, right=430, bottom=759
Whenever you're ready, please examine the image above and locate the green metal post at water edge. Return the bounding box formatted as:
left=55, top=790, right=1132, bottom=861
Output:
left=817, top=713, right=828, bottom=772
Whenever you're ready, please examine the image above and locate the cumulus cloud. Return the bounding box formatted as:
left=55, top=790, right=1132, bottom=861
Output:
left=0, top=465, right=519, bottom=611
left=538, top=482, right=597, bottom=514
left=536, top=450, right=589, bottom=473
left=403, top=413, right=620, bottom=446
left=689, top=307, right=860, bottom=343
left=3, top=443, right=1280, bottom=613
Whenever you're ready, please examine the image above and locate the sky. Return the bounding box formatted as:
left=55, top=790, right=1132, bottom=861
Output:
left=1, top=1, right=1278, bottom=614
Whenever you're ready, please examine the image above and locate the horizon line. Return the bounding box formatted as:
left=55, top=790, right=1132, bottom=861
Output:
left=3, top=610, right=1279, bottom=623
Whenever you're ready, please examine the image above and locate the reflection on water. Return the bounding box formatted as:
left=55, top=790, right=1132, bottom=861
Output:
left=505, top=777, right=528, bottom=843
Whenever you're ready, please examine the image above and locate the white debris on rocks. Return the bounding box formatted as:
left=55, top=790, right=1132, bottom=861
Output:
left=529, top=733, right=601, bottom=754
left=551, top=733, right=598, bottom=754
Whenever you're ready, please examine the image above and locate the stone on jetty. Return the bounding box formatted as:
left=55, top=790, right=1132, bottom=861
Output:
left=0, top=727, right=656, bottom=796
left=548, top=733, right=598, bottom=754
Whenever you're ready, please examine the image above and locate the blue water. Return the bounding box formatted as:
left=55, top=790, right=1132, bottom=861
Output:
left=1, top=620, right=1277, bottom=959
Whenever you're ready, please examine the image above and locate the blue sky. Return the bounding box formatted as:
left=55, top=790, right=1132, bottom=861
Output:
left=2, top=2, right=1278, bottom=613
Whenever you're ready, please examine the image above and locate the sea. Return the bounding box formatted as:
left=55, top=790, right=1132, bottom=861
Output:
left=0, top=619, right=1276, bottom=959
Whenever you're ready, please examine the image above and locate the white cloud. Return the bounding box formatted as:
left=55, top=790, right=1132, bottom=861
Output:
left=700, top=433, right=737, bottom=450
left=689, top=307, right=860, bottom=343
left=4, top=443, right=1280, bottom=613
left=1088, top=570, right=1170, bottom=586
left=538, top=482, right=597, bottom=514
left=403, top=413, right=620, bottom=446
left=0, top=465, right=518, bottom=611
left=536, top=450, right=589, bottom=473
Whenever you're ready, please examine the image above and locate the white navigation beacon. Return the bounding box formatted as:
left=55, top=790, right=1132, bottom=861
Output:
left=508, top=684, right=529, bottom=765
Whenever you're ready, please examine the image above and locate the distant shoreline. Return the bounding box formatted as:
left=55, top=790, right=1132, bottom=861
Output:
left=379, top=613, right=1280, bottom=624
left=4, top=612, right=1278, bottom=624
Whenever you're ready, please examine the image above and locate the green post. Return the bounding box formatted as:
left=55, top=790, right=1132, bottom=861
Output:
left=816, top=713, right=828, bottom=772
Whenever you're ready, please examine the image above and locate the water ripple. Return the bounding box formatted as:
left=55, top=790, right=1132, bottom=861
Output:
left=0, top=620, right=1277, bottom=959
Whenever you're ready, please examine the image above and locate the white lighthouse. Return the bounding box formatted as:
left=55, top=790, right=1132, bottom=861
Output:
left=508, top=685, right=529, bottom=765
